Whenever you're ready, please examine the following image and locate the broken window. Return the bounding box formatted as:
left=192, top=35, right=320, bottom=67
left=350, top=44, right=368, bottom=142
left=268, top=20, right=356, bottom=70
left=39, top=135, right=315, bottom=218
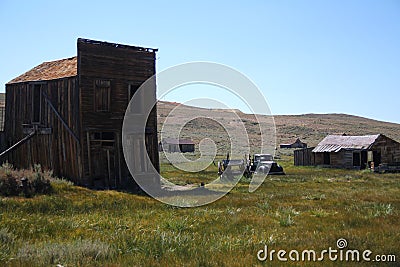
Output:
left=95, top=80, right=111, bottom=112
left=32, top=84, right=41, bottom=123
left=128, top=83, right=143, bottom=114
left=91, top=131, right=115, bottom=147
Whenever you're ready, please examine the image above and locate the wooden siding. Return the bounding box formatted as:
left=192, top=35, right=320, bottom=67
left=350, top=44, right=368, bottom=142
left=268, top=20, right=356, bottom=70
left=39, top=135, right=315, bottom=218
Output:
left=314, top=150, right=359, bottom=168
left=309, top=135, right=400, bottom=169
left=3, top=39, right=160, bottom=189
left=4, top=77, right=82, bottom=183
left=371, top=135, right=400, bottom=164
left=294, top=147, right=314, bottom=166
left=77, top=39, right=159, bottom=187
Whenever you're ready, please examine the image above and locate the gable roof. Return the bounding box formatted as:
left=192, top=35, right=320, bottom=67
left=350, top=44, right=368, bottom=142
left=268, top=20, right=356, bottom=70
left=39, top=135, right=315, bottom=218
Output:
left=162, top=138, right=195, bottom=145
left=281, top=138, right=306, bottom=145
left=312, top=134, right=381, bottom=153
left=7, top=56, right=77, bottom=84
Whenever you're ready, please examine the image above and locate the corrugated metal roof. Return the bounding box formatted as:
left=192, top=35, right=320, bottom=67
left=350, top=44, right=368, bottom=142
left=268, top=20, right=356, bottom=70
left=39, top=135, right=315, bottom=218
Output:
left=312, top=134, right=380, bottom=153
left=162, top=138, right=195, bottom=145
left=7, top=57, right=77, bottom=84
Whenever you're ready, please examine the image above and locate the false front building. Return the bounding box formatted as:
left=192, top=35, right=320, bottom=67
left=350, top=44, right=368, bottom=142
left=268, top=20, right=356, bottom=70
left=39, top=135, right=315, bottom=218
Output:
left=3, top=38, right=160, bottom=189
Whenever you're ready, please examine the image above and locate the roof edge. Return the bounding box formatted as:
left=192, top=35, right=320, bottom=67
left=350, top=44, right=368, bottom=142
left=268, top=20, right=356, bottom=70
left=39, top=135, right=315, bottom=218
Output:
left=78, top=38, right=158, bottom=52
left=6, top=56, right=78, bottom=84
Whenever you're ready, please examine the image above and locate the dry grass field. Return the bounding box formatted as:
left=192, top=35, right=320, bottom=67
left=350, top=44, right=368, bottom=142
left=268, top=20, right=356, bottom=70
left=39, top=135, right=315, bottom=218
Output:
left=0, top=157, right=399, bottom=266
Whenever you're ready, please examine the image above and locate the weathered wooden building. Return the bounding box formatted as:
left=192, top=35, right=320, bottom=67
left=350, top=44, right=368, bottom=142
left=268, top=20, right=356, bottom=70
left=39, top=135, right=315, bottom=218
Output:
left=159, top=138, right=195, bottom=153
left=280, top=138, right=307, bottom=149
left=3, top=38, right=159, bottom=189
left=294, top=147, right=315, bottom=166
left=294, top=134, right=400, bottom=169
left=0, top=93, right=5, bottom=152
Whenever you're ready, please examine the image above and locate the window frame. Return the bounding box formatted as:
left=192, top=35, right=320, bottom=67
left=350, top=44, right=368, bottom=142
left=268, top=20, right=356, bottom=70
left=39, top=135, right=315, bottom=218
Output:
left=94, top=79, right=111, bottom=112
left=128, top=83, right=144, bottom=114
left=31, top=82, right=45, bottom=124
left=90, top=131, right=115, bottom=148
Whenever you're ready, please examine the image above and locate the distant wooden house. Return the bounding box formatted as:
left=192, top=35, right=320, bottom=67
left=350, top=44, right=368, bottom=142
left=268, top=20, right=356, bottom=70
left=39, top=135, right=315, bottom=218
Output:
left=294, top=134, right=400, bottom=169
left=3, top=38, right=159, bottom=189
left=280, top=138, right=307, bottom=149
left=294, top=147, right=315, bottom=166
left=159, top=138, right=195, bottom=153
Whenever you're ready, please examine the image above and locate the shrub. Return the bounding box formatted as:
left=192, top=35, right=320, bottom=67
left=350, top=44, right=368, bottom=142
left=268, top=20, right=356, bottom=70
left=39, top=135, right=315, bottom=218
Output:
left=280, top=214, right=295, bottom=227
left=0, top=174, right=19, bottom=196
left=276, top=206, right=300, bottom=227
left=30, top=164, right=52, bottom=195
left=0, top=163, right=52, bottom=197
left=17, top=239, right=114, bottom=266
left=371, top=203, right=394, bottom=218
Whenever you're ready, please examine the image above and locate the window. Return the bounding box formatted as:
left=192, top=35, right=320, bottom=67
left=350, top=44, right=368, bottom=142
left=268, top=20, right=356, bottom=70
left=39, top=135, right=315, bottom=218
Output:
left=128, top=83, right=143, bottom=114
left=32, top=84, right=41, bottom=123
left=95, top=80, right=111, bottom=112
left=91, top=132, right=115, bottom=147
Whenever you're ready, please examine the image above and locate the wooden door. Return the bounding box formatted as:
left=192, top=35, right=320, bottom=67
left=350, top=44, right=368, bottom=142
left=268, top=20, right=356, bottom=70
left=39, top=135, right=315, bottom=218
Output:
left=89, top=132, right=117, bottom=189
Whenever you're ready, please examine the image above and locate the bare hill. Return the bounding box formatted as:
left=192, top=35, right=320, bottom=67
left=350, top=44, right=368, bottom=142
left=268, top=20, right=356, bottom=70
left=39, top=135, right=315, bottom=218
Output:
left=157, top=101, right=400, bottom=150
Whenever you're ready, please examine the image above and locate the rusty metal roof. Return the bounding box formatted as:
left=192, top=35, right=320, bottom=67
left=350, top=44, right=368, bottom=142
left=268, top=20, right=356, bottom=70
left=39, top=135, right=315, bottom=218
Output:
left=7, top=57, right=77, bottom=84
left=162, top=138, right=195, bottom=145
left=312, top=134, right=380, bottom=153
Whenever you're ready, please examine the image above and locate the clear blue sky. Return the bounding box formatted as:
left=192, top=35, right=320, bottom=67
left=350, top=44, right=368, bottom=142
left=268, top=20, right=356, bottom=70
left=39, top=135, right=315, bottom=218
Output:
left=1, top=0, right=399, bottom=123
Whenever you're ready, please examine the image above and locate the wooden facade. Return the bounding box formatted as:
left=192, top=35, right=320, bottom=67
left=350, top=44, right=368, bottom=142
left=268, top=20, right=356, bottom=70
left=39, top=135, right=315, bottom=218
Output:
left=159, top=138, right=195, bottom=153
left=294, top=134, right=400, bottom=170
left=294, top=147, right=315, bottom=166
left=3, top=38, right=159, bottom=189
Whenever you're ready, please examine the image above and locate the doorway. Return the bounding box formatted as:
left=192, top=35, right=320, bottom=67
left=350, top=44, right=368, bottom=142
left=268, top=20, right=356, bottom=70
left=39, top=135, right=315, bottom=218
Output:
left=89, top=131, right=117, bottom=188
left=373, top=151, right=381, bottom=165
left=361, top=151, right=368, bottom=169
left=323, top=152, right=330, bottom=165
left=353, top=152, right=361, bottom=167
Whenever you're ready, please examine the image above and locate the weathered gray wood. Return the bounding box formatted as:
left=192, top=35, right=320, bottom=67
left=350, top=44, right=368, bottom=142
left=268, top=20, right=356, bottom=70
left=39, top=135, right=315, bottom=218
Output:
left=42, top=91, right=80, bottom=144
left=3, top=38, right=160, bottom=189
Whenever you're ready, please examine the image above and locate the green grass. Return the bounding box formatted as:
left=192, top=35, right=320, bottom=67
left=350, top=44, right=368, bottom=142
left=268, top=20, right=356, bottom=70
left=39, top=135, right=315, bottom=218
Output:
left=0, top=157, right=399, bottom=266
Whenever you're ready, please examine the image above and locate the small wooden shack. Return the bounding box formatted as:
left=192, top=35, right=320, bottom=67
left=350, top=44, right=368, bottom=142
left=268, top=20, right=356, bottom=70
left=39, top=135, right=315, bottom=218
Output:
left=280, top=138, right=307, bottom=149
left=3, top=38, right=159, bottom=189
left=295, top=134, right=400, bottom=169
left=159, top=138, right=195, bottom=153
left=294, top=147, right=315, bottom=166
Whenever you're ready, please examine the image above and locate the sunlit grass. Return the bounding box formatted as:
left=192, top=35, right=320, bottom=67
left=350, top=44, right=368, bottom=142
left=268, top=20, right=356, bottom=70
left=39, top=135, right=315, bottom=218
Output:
left=0, top=156, right=399, bottom=266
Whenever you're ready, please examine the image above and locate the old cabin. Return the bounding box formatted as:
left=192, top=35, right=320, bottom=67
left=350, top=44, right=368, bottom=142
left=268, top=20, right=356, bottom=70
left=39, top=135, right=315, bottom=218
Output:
left=159, top=138, right=195, bottom=153
left=3, top=38, right=159, bottom=189
left=294, top=134, right=400, bottom=169
left=280, top=138, right=307, bottom=149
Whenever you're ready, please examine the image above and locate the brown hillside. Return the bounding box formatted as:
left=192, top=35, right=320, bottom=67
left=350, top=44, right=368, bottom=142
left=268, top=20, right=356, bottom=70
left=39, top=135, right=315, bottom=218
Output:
left=157, top=101, right=400, bottom=150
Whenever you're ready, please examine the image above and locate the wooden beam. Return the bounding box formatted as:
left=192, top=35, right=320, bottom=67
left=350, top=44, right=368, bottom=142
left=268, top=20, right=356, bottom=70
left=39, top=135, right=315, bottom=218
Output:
left=107, top=149, right=111, bottom=188
left=0, top=131, right=36, bottom=158
left=41, top=91, right=80, bottom=144
left=86, top=131, right=92, bottom=182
